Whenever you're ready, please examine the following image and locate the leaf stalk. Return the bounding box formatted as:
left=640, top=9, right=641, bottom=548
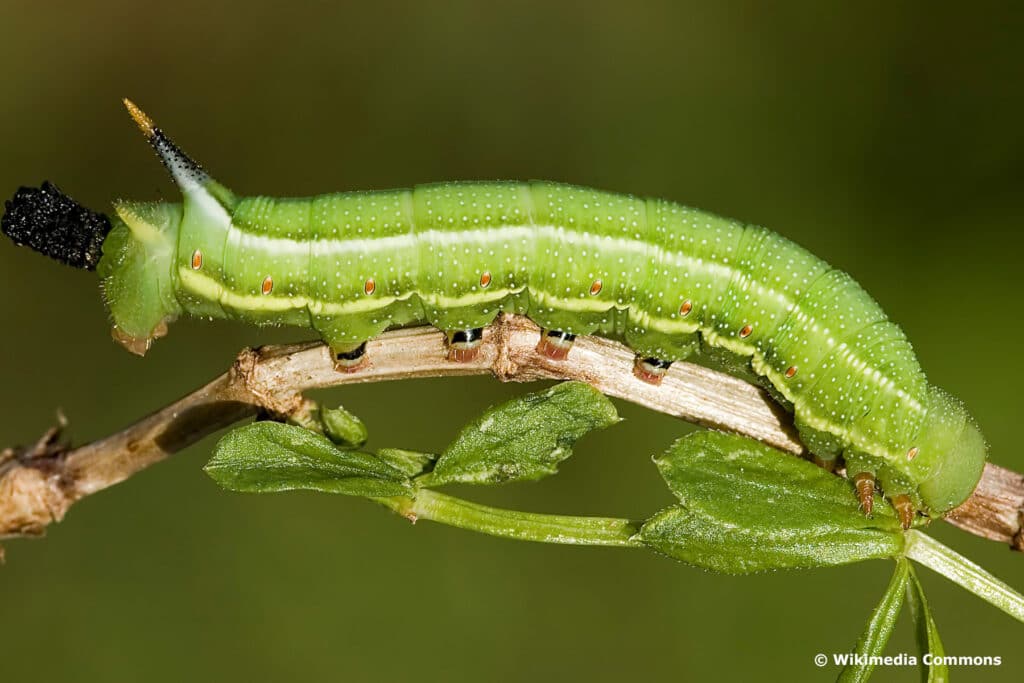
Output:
left=904, top=530, right=1024, bottom=624
left=377, top=489, right=644, bottom=548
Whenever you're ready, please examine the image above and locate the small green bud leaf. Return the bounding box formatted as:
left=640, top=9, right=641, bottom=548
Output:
left=320, top=404, right=369, bottom=448
left=376, top=447, right=437, bottom=478
left=639, top=431, right=904, bottom=573
left=838, top=559, right=910, bottom=683
left=906, top=565, right=949, bottom=683
left=428, top=381, right=620, bottom=486
left=205, top=421, right=412, bottom=497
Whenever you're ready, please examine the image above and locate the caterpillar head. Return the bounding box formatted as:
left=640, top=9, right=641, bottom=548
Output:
left=911, top=386, right=988, bottom=514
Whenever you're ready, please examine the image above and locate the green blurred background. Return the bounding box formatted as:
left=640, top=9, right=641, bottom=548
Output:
left=2, top=2, right=1022, bottom=680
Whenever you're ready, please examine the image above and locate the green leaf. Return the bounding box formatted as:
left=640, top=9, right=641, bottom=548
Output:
left=205, top=421, right=412, bottom=497
left=638, top=431, right=904, bottom=573
left=838, top=559, right=910, bottom=683
left=376, top=447, right=437, bottom=478
left=427, top=381, right=620, bottom=486
left=906, top=565, right=949, bottom=683
left=319, top=404, right=369, bottom=448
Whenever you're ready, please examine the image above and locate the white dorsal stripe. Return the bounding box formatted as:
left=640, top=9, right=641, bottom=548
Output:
left=181, top=219, right=924, bottom=429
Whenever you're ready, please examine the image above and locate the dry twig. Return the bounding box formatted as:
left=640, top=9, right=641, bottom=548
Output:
left=1, top=314, right=1021, bottom=550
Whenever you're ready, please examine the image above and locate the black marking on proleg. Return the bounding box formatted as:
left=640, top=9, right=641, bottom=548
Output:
left=537, top=329, right=577, bottom=361
left=546, top=330, right=576, bottom=343
left=2, top=182, right=111, bottom=270
left=451, top=328, right=484, bottom=344
left=335, top=342, right=367, bottom=362
left=448, top=327, right=485, bottom=362
left=634, top=357, right=673, bottom=384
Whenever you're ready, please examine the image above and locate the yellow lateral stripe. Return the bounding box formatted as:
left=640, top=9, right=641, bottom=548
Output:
left=182, top=266, right=694, bottom=324
left=178, top=267, right=910, bottom=462
left=181, top=268, right=527, bottom=315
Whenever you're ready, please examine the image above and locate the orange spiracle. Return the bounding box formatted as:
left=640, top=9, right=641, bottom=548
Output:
left=190, top=249, right=203, bottom=270
left=589, top=279, right=603, bottom=295
left=479, top=271, right=492, bottom=288
left=679, top=300, right=693, bottom=316
left=261, top=275, right=274, bottom=295
left=364, top=278, right=376, bottom=295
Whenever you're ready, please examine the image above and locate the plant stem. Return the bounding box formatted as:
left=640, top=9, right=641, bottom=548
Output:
left=904, top=530, right=1024, bottom=623
left=4, top=316, right=1022, bottom=549
left=377, top=489, right=643, bottom=547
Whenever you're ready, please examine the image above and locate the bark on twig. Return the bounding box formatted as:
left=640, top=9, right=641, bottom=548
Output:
left=1, top=314, right=1021, bottom=550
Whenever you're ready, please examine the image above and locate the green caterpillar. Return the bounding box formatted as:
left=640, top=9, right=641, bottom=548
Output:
left=4, top=100, right=988, bottom=525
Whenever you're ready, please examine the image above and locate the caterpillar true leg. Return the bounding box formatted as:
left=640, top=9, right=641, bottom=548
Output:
left=536, top=329, right=576, bottom=360
left=447, top=328, right=484, bottom=362
left=332, top=342, right=368, bottom=372
left=634, top=357, right=673, bottom=385
left=891, top=494, right=915, bottom=530
left=852, top=471, right=876, bottom=516
left=811, top=455, right=838, bottom=473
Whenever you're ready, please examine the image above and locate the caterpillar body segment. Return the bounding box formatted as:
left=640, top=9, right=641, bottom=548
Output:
left=93, top=101, right=989, bottom=520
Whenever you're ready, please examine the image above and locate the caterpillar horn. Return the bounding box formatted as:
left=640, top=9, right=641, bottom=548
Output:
left=122, top=98, right=237, bottom=212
